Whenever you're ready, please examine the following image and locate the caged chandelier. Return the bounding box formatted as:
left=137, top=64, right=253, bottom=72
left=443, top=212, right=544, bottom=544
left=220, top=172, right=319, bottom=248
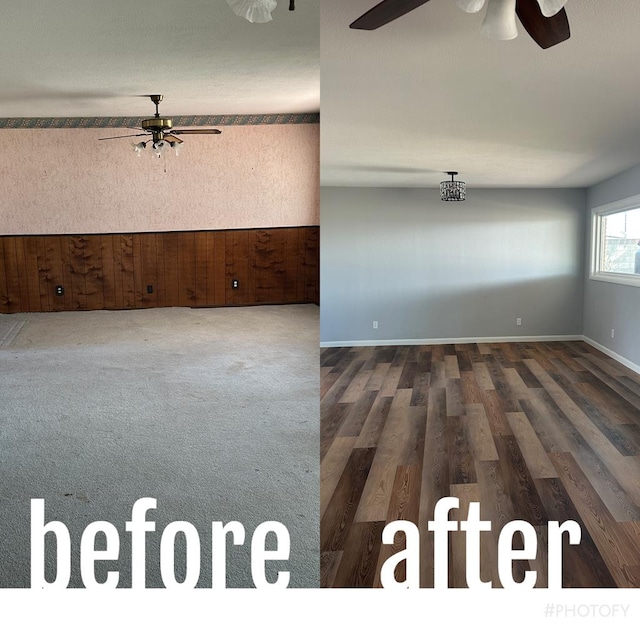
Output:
left=440, top=171, right=466, bottom=201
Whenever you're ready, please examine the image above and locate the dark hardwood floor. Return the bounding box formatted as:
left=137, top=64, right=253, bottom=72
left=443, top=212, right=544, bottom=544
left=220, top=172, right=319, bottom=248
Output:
left=320, top=341, right=640, bottom=588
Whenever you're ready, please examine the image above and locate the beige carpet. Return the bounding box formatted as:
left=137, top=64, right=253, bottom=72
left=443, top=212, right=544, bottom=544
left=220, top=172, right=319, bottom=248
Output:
left=0, top=304, right=319, bottom=588
left=0, top=317, right=27, bottom=347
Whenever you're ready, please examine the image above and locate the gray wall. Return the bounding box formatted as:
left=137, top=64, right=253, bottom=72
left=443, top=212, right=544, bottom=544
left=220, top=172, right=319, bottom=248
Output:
left=321, top=186, right=586, bottom=344
left=585, top=163, right=640, bottom=367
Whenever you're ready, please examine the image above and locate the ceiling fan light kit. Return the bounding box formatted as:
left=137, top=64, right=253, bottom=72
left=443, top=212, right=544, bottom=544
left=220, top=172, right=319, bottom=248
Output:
left=351, top=0, right=570, bottom=49
left=440, top=171, right=466, bottom=201
left=133, top=139, right=182, bottom=158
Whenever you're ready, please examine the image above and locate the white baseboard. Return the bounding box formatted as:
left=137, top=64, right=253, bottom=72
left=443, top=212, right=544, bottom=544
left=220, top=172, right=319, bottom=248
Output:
left=320, top=335, right=583, bottom=348
left=321, top=334, right=640, bottom=376
left=582, top=336, right=640, bottom=376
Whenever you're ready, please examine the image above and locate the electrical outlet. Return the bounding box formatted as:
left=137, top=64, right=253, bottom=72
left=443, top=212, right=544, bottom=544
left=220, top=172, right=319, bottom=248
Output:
left=55, top=285, right=64, bottom=296
left=516, top=317, right=522, bottom=326
left=373, top=321, right=378, bottom=329
left=232, top=279, right=239, bottom=289
left=611, top=329, right=615, bottom=338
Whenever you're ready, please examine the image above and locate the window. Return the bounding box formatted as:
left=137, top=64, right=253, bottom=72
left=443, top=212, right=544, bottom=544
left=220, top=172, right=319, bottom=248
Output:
left=591, top=195, right=640, bottom=287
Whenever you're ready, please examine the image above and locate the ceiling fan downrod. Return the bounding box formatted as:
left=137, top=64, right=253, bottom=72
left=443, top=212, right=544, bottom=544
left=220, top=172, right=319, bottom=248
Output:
left=150, top=94, right=163, bottom=118
left=141, top=95, right=173, bottom=140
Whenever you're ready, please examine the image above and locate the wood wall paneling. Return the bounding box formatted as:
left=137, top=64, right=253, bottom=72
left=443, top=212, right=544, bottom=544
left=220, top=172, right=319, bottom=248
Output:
left=303, top=226, right=319, bottom=303
left=23, top=237, right=41, bottom=312
left=178, top=232, right=196, bottom=308
left=34, top=237, right=50, bottom=312
left=68, top=235, right=87, bottom=310
left=213, top=232, right=227, bottom=306
left=162, top=232, right=180, bottom=309
left=226, top=229, right=250, bottom=306
left=254, top=229, right=271, bottom=304
left=270, top=229, right=287, bottom=304
left=48, top=236, right=67, bottom=312
left=155, top=233, right=167, bottom=309
left=0, top=238, right=9, bottom=313
left=284, top=227, right=300, bottom=304
left=100, top=234, right=116, bottom=310
left=121, top=234, right=136, bottom=309
left=194, top=231, right=208, bottom=308
left=139, top=233, right=158, bottom=308
left=0, top=226, right=319, bottom=313
left=3, top=237, right=22, bottom=312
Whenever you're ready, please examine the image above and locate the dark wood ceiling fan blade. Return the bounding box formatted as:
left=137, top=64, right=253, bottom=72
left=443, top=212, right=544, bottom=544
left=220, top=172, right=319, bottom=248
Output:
left=98, top=133, right=149, bottom=140
left=516, top=0, right=570, bottom=49
left=350, top=0, right=431, bottom=30
left=170, top=129, right=221, bottom=135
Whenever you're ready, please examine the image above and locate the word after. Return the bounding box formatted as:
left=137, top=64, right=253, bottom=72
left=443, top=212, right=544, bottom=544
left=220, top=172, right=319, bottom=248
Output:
left=380, top=497, right=581, bottom=588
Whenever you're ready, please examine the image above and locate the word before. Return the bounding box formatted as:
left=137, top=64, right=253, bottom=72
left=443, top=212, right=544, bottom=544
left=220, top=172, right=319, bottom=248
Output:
left=380, top=497, right=582, bottom=589
left=30, top=498, right=290, bottom=589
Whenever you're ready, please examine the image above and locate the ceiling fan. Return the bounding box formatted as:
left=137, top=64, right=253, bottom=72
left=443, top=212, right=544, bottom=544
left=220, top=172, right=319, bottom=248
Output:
left=99, top=95, right=221, bottom=155
left=350, top=0, right=570, bottom=49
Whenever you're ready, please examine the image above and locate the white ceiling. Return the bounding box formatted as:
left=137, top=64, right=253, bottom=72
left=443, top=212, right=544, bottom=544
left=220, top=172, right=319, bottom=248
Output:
left=0, top=0, right=319, bottom=118
left=321, top=0, right=640, bottom=188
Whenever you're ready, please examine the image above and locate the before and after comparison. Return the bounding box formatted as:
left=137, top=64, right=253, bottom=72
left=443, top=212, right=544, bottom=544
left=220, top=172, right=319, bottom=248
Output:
left=1, top=0, right=640, bottom=634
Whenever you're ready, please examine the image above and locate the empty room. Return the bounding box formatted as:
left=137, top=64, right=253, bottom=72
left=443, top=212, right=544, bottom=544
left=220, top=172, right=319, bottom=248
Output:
left=320, top=1, right=640, bottom=588
left=0, top=1, right=320, bottom=590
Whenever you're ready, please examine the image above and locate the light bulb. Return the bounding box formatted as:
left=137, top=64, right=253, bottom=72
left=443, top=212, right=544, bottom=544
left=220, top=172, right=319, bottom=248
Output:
left=536, top=0, right=567, bottom=17
left=481, top=0, right=518, bottom=40
left=132, top=141, right=147, bottom=157
left=455, top=0, right=486, bottom=13
left=153, top=141, right=166, bottom=158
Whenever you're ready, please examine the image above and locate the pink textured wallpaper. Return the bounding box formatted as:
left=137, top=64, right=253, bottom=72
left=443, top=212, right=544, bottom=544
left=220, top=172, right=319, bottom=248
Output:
left=0, top=124, right=319, bottom=235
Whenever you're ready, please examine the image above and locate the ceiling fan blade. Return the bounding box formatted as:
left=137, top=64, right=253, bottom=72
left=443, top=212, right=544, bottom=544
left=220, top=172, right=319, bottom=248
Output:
left=170, top=129, right=222, bottom=135
left=164, top=134, right=184, bottom=144
left=350, top=0, right=431, bottom=30
left=516, top=0, right=570, bottom=49
left=98, top=133, right=149, bottom=140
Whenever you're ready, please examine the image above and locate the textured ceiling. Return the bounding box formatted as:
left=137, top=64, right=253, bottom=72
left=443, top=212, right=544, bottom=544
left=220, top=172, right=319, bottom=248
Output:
left=321, top=0, right=640, bottom=188
left=0, top=0, right=319, bottom=119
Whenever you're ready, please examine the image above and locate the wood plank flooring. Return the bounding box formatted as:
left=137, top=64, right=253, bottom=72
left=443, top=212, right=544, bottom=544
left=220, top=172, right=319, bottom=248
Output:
left=320, top=341, right=640, bottom=588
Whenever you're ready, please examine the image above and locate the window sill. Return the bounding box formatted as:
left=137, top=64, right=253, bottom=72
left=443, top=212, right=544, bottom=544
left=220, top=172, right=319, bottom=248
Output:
left=590, top=272, right=640, bottom=288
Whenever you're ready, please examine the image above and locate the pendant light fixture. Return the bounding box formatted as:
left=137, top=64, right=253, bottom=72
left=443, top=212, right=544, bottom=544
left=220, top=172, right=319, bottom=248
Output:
left=440, top=171, right=466, bottom=202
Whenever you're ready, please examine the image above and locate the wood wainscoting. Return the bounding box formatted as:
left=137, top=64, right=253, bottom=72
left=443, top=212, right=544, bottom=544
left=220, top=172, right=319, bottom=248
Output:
left=0, top=226, right=319, bottom=313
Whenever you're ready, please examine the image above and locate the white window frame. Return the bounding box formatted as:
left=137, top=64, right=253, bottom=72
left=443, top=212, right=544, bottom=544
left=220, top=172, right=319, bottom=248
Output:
left=590, top=194, right=640, bottom=288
